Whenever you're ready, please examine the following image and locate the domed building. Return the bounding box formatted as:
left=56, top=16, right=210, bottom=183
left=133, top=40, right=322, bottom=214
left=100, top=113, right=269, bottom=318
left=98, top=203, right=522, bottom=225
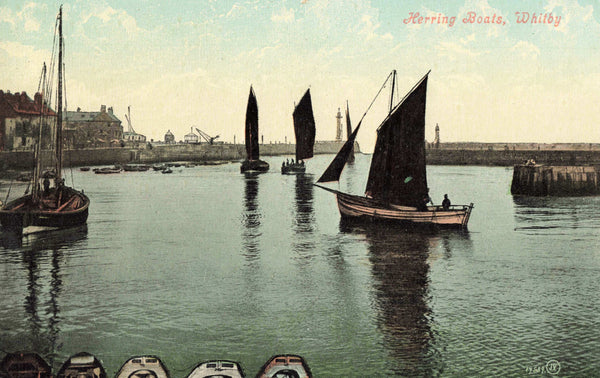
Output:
left=164, top=129, right=175, bottom=144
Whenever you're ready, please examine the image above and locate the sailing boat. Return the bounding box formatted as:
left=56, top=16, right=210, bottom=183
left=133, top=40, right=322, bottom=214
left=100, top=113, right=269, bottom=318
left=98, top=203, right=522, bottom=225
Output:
left=315, top=71, right=473, bottom=228
left=282, top=88, right=316, bottom=174
left=240, top=86, right=269, bottom=173
left=345, top=101, right=355, bottom=163
left=0, top=7, right=90, bottom=235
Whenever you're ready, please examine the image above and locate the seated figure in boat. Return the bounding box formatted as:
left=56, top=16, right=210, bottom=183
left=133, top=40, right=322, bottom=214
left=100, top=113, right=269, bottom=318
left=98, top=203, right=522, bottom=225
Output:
left=442, top=194, right=451, bottom=210
left=418, top=189, right=433, bottom=211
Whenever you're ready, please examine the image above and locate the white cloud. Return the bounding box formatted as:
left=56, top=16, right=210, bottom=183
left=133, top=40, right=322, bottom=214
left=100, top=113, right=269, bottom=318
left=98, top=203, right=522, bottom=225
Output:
left=226, top=4, right=245, bottom=18
left=510, top=41, right=540, bottom=60
left=435, top=41, right=485, bottom=61
left=80, top=5, right=142, bottom=38
left=357, top=14, right=392, bottom=41
left=0, top=3, right=40, bottom=31
left=0, top=7, right=16, bottom=26
left=271, top=7, right=295, bottom=23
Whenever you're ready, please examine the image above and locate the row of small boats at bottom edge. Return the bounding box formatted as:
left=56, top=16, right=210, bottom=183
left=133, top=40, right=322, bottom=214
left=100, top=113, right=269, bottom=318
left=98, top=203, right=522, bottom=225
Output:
left=0, top=351, right=312, bottom=378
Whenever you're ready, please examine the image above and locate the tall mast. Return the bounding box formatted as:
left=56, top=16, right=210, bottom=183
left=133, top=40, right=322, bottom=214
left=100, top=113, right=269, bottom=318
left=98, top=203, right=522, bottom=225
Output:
left=389, top=69, right=396, bottom=113
left=55, top=6, right=63, bottom=182
left=32, top=63, right=47, bottom=202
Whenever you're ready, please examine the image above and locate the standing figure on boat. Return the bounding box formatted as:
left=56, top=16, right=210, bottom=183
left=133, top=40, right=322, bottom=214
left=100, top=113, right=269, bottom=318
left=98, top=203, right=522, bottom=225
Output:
left=442, top=194, right=451, bottom=210
left=43, top=177, right=50, bottom=195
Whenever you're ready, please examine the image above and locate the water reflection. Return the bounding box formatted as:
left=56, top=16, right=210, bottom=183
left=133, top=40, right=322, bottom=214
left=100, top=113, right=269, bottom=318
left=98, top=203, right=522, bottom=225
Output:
left=512, top=196, right=600, bottom=232
left=0, top=226, right=87, bottom=367
left=339, top=220, right=443, bottom=376
left=292, top=174, right=315, bottom=260
left=293, top=173, right=314, bottom=233
left=241, top=172, right=262, bottom=261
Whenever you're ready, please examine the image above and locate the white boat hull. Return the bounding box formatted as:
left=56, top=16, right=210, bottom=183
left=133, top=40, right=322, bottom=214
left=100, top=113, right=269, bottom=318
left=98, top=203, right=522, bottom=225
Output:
left=333, top=190, right=473, bottom=228
left=115, top=356, right=170, bottom=378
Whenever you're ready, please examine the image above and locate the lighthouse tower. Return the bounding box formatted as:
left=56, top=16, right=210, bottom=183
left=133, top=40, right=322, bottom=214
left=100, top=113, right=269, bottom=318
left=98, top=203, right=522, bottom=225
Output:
left=335, top=108, right=343, bottom=141
left=433, top=123, right=440, bottom=148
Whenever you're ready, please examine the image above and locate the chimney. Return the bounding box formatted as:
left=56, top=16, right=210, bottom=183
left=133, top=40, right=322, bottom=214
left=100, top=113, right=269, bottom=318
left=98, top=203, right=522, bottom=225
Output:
left=101, top=105, right=106, bottom=113
left=108, top=107, right=113, bottom=114
left=77, top=107, right=81, bottom=112
left=34, top=93, right=42, bottom=105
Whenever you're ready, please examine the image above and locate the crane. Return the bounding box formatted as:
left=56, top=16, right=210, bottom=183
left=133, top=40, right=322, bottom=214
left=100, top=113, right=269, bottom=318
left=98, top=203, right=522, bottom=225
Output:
left=195, top=128, right=220, bottom=144
left=124, top=106, right=135, bottom=133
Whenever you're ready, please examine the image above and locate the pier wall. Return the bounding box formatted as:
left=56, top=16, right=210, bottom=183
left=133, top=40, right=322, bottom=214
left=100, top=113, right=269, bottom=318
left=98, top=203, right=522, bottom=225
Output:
left=0, top=140, right=353, bottom=170
left=3, top=142, right=600, bottom=172
left=425, top=149, right=600, bottom=166
left=511, top=165, right=600, bottom=196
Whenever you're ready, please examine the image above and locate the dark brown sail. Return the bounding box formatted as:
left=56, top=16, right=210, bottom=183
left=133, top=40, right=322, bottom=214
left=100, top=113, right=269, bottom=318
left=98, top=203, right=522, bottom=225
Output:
left=346, top=101, right=355, bottom=163
left=293, top=89, right=316, bottom=161
left=317, top=120, right=361, bottom=183
left=365, top=73, right=429, bottom=206
left=245, top=86, right=259, bottom=160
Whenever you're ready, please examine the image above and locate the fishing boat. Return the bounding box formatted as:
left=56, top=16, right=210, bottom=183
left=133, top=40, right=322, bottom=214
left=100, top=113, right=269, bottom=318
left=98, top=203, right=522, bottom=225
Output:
left=115, top=356, right=170, bottom=378
left=255, top=355, right=312, bottom=378
left=0, top=352, right=52, bottom=378
left=240, top=86, right=269, bottom=173
left=56, top=352, right=107, bottom=378
left=281, top=89, right=316, bottom=174
left=122, top=164, right=150, bottom=172
left=186, top=360, right=245, bottom=378
left=315, top=71, right=473, bottom=228
left=162, top=167, right=173, bottom=174
left=0, top=7, right=90, bottom=235
left=93, top=167, right=121, bottom=174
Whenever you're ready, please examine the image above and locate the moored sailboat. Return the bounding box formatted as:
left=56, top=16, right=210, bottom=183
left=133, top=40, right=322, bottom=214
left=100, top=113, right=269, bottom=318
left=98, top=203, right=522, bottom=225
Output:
left=241, top=86, right=269, bottom=173
left=315, top=70, right=473, bottom=228
left=0, top=6, right=89, bottom=235
left=282, top=89, right=316, bottom=174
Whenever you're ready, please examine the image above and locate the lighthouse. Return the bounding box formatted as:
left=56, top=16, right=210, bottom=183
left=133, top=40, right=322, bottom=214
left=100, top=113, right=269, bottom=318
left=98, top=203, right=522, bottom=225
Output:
left=335, top=107, right=343, bottom=141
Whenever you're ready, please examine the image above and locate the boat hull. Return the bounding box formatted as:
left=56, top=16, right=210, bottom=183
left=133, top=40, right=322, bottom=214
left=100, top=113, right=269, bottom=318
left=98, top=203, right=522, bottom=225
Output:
left=240, top=159, right=269, bottom=173
left=325, top=189, right=473, bottom=228
left=115, top=356, right=170, bottom=378
left=281, top=163, right=306, bottom=174
left=186, top=360, right=244, bottom=378
left=256, top=355, right=312, bottom=378
left=0, top=187, right=90, bottom=235
left=57, top=352, right=107, bottom=378
left=1, top=352, right=52, bottom=378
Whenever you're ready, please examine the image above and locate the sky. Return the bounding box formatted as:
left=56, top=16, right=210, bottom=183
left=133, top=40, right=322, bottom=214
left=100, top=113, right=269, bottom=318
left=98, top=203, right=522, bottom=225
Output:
left=1, top=0, right=599, bottom=152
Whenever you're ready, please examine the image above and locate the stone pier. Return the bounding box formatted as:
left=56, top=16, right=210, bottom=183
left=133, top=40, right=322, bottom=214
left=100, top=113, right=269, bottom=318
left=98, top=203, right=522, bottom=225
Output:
left=511, top=164, right=600, bottom=196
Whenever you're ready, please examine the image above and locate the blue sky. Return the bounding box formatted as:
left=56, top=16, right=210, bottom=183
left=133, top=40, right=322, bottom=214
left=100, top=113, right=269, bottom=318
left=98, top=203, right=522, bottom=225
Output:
left=1, top=0, right=599, bottom=150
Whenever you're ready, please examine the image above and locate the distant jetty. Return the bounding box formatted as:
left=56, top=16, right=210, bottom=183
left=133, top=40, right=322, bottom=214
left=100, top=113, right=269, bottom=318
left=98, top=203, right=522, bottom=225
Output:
left=426, top=142, right=600, bottom=166
left=0, top=140, right=358, bottom=172
left=4, top=141, right=600, bottom=174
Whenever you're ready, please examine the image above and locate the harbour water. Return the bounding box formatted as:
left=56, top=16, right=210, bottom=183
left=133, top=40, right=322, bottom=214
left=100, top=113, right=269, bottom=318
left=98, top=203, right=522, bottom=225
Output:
left=1, top=154, right=599, bottom=377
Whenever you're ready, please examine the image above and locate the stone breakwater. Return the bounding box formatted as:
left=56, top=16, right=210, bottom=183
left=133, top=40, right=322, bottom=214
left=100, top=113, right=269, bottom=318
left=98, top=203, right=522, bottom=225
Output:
left=3, top=142, right=600, bottom=172
left=0, top=141, right=355, bottom=171
left=511, top=165, right=600, bottom=196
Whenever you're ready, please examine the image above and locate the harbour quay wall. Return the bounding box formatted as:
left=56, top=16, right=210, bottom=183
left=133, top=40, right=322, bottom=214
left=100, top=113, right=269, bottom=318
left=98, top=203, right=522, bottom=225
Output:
left=0, top=140, right=355, bottom=170
left=425, top=148, right=600, bottom=166
left=511, top=165, right=600, bottom=196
